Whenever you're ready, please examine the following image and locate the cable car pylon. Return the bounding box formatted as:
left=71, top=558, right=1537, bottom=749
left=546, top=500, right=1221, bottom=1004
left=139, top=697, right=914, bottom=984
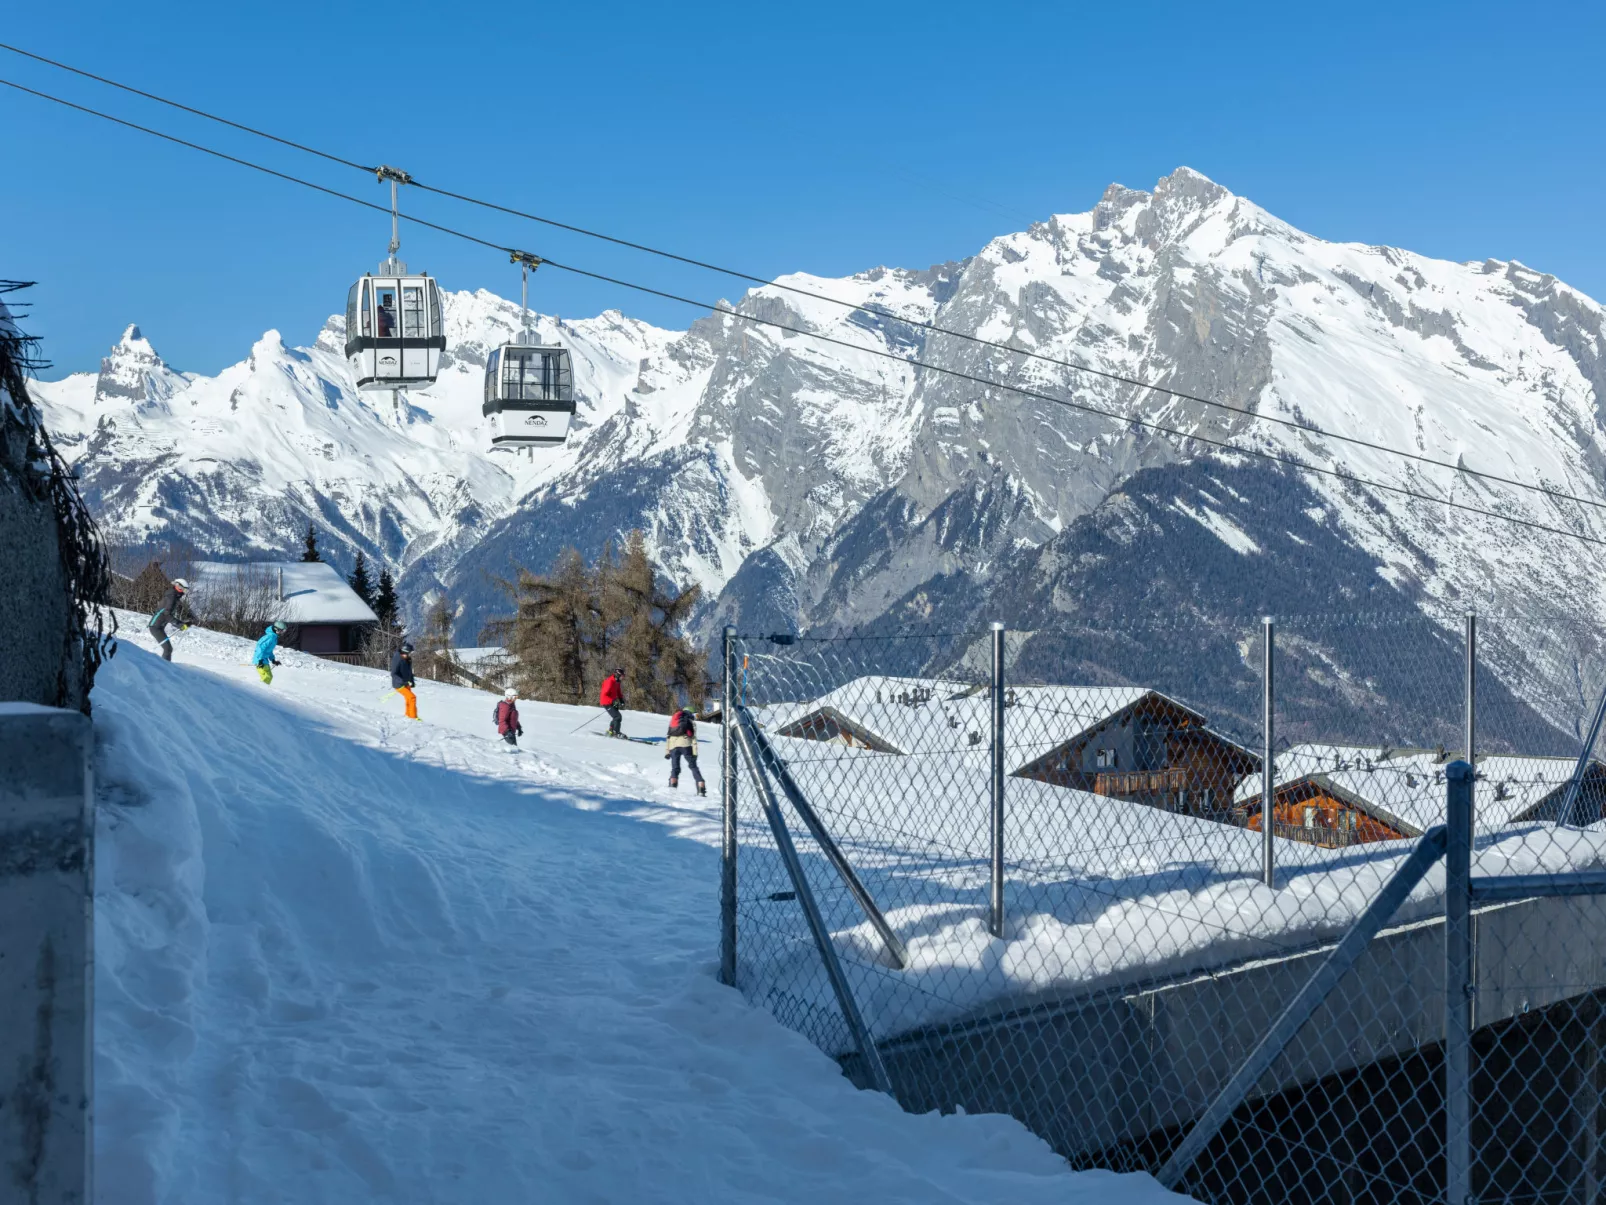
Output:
left=483, top=249, right=575, bottom=453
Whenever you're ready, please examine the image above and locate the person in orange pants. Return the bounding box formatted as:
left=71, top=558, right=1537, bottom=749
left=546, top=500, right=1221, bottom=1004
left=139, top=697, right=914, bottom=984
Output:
left=391, top=640, right=419, bottom=720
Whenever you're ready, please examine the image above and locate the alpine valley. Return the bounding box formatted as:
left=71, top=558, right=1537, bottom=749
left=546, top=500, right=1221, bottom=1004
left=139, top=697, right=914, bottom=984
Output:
left=32, top=168, right=1606, bottom=739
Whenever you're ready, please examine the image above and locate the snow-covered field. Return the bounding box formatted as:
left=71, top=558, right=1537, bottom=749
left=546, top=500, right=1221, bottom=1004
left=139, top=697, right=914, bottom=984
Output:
left=92, top=615, right=1187, bottom=1203
left=737, top=729, right=1606, bottom=1053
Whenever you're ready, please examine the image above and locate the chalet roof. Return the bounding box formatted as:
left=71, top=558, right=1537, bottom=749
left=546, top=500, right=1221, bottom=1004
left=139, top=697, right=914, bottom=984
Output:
left=190, top=561, right=379, bottom=626
left=1235, top=743, right=1603, bottom=836
left=761, top=675, right=1222, bottom=773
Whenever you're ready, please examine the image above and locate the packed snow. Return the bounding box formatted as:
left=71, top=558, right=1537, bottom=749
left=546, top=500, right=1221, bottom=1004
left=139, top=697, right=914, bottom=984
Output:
left=732, top=728, right=1606, bottom=1054
left=92, top=616, right=1188, bottom=1203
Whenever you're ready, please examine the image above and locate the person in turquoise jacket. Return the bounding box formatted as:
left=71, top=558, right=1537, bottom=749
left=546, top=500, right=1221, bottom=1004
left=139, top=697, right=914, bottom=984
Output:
left=254, top=621, right=287, bottom=684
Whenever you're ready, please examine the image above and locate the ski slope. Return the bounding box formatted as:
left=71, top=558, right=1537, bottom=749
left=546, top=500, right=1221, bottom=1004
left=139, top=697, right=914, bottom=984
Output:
left=91, top=618, right=1186, bottom=1204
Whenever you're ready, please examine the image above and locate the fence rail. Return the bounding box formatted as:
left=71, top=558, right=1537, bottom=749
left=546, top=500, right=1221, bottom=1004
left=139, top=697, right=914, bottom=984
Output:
left=720, top=613, right=1606, bottom=1204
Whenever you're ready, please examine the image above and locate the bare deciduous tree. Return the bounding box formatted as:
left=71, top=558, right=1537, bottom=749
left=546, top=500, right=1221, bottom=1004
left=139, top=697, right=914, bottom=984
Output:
left=188, top=565, right=286, bottom=639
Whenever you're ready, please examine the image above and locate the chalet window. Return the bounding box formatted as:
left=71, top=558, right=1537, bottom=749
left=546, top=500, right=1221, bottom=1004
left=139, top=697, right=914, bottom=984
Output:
left=1303, top=805, right=1317, bottom=829
left=1096, top=748, right=1118, bottom=769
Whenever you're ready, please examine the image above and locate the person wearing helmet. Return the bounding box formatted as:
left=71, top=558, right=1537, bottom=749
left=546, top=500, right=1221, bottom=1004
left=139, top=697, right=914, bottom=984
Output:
left=494, top=687, right=524, bottom=749
left=391, top=640, right=419, bottom=720
left=148, top=577, right=194, bottom=662
left=665, top=705, right=706, bottom=796
left=599, top=667, right=625, bottom=737
left=253, top=620, right=287, bottom=685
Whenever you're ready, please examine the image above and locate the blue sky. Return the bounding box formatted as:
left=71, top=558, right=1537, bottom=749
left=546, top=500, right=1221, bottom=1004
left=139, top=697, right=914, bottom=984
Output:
left=4, top=0, right=1603, bottom=376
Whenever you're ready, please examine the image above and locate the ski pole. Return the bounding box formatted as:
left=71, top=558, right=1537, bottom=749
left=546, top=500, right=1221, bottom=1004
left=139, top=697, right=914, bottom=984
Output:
left=568, top=709, right=606, bottom=735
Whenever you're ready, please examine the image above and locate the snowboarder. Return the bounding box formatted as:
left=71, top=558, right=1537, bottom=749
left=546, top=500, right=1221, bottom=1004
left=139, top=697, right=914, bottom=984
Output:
left=148, top=577, right=194, bottom=662
left=392, top=640, right=419, bottom=720
left=253, top=620, right=287, bottom=684
left=494, top=687, right=524, bottom=748
left=599, top=669, right=625, bottom=737
left=666, top=706, right=706, bottom=796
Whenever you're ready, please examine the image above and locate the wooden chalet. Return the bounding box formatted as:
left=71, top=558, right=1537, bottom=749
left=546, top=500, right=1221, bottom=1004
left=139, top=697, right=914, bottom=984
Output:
left=1239, top=776, right=1412, bottom=848
left=764, top=677, right=1259, bottom=815
left=1013, top=691, right=1259, bottom=816
left=1235, top=745, right=1606, bottom=849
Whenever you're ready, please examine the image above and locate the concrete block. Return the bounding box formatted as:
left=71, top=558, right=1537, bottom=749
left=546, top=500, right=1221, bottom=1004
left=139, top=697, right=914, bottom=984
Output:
left=0, top=703, right=92, bottom=1205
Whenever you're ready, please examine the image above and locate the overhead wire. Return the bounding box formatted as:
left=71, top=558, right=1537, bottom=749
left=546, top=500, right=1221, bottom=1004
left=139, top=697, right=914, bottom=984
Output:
left=3, top=72, right=1606, bottom=553
left=2, top=40, right=1601, bottom=519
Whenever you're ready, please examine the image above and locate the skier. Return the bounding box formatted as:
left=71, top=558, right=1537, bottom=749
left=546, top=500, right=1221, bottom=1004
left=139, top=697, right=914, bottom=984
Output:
left=494, top=687, right=524, bottom=749
left=253, top=620, right=288, bottom=684
left=391, top=640, right=419, bottom=720
left=665, top=705, right=706, bottom=796
left=599, top=668, right=625, bottom=738
left=148, top=577, right=194, bottom=662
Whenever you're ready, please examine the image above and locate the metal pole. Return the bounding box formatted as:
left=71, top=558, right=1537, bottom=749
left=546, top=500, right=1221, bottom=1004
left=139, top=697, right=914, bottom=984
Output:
left=746, top=723, right=907, bottom=968
left=733, top=712, right=892, bottom=1093
left=1262, top=617, right=1275, bottom=889
left=990, top=622, right=1007, bottom=938
left=719, top=626, right=738, bottom=987
left=1157, top=821, right=1451, bottom=1188
left=1465, top=612, right=1477, bottom=814
left=1560, top=681, right=1606, bottom=827
left=1445, top=758, right=1475, bottom=1205
left=389, top=177, right=400, bottom=259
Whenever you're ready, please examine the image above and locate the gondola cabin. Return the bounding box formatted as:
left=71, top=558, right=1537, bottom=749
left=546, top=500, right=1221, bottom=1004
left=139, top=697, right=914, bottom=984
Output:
left=345, top=268, right=445, bottom=390
left=484, top=343, right=575, bottom=450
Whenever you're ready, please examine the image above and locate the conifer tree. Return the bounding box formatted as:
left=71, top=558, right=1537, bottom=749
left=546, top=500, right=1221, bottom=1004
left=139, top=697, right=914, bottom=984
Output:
left=372, top=568, right=400, bottom=631
left=487, top=531, right=704, bottom=709
left=300, top=522, right=322, bottom=562
left=484, top=549, right=598, bottom=704
left=347, top=551, right=375, bottom=608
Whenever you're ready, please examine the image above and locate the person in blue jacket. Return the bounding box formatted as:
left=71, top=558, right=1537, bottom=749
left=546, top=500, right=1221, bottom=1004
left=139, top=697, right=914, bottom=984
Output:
left=254, top=621, right=287, bottom=684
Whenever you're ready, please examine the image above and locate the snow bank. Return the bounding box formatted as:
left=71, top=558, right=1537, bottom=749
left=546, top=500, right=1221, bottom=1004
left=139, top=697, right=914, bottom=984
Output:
left=91, top=618, right=1187, bottom=1203
left=737, top=736, right=1606, bottom=1053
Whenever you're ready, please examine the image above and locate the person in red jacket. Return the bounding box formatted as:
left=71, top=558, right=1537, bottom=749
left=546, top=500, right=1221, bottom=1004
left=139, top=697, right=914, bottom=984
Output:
left=495, top=688, right=523, bottom=749
left=599, top=669, right=624, bottom=737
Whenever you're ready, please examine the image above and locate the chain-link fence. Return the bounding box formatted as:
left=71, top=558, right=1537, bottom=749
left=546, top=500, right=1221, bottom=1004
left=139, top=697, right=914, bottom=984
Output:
left=716, top=611, right=1606, bottom=1205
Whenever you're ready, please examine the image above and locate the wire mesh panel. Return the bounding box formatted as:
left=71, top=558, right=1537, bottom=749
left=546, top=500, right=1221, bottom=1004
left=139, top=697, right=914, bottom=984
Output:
left=722, top=611, right=1606, bottom=1205
left=1465, top=614, right=1606, bottom=1205
left=1169, top=613, right=1468, bottom=1205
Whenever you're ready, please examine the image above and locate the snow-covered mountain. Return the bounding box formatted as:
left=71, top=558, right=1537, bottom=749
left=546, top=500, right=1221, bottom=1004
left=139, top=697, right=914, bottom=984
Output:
left=32, top=168, right=1606, bottom=722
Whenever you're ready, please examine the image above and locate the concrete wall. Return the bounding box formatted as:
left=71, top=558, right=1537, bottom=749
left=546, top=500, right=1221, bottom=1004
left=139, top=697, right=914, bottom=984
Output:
left=0, top=427, right=78, bottom=708
left=0, top=704, right=93, bottom=1204
left=844, top=892, right=1606, bottom=1162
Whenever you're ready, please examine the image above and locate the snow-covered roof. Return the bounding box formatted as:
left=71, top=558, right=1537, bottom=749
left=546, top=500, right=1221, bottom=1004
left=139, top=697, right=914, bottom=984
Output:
left=761, top=675, right=1206, bottom=773
left=1236, top=743, right=1600, bottom=836
left=453, top=646, right=512, bottom=669
left=190, top=561, right=379, bottom=626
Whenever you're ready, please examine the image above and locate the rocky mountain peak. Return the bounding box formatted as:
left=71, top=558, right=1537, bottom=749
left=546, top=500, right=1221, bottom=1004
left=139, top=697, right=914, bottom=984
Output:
left=95, top=323, right=185, bottom=407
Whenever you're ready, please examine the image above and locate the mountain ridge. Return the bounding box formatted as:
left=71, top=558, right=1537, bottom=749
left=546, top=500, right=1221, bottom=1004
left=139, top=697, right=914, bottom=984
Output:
left=28, top=167, right=1606, bottom=723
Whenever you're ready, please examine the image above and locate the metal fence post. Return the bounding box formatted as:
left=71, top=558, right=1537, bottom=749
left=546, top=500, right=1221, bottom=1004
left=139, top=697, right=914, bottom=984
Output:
left=1262, top=616, right=1275, bottom=889
left=990, top=622, right=1006, bottom=938
left=719, top=624, right=738, bottom=987
left=1446, top=758, right=1475, bottom=1205
left=1158, top=822, right=1451, bottom=1188
left=734, top=707, right=893, bottom=1093
left=1465, top=612, right=1476, bottom=809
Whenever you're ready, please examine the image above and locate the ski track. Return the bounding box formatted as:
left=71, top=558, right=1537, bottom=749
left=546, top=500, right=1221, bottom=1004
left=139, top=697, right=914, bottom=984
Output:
left=92, top=617, right=1186, bottom=1204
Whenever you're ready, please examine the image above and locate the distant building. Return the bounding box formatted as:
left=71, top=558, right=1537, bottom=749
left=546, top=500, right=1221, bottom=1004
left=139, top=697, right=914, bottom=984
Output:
left=190, top=561, right=378, bottom=655
left=1234, top=744, right=1606, bottom=848
left=766, top=676, right=1259, bottom=812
